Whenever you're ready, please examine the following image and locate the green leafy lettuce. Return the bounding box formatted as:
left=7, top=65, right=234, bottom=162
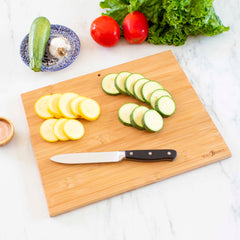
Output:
left=100, top=0, right=229, bottom=46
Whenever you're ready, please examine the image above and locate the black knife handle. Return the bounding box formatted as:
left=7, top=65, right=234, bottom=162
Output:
left=125, top=149, right=177, bottom=161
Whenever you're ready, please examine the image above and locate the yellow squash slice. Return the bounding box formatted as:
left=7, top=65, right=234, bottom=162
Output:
left=58, top=93, right=79, bottom=119
left=35, top=95, right=54, bottom=119
left=70, top=96, right=87, bottom=117
left=53, top=118, right=69, bottom=141
left=40, top=119, right=58, bottom=142
left=79, top=98, right=100, bottom=121
left=48, top=93, right=62, bottom=118
left=63, top=119, right=85, bottom=140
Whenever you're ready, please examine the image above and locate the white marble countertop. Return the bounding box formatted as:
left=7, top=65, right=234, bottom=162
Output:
left=1, top=0, right=240, bottom=239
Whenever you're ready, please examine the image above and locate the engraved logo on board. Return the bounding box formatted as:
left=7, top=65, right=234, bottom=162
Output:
left=201, top=149, right=225, bottom=158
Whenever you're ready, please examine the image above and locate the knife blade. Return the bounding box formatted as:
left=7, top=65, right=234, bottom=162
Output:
left=50, top=149, right=177, bottom=164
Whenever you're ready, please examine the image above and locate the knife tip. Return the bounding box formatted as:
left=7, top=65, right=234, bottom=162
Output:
left=50, top=156, right=57, bottom=162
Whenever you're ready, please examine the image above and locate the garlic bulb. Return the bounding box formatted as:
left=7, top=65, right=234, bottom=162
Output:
left=49, top=37, right=71, bottom=58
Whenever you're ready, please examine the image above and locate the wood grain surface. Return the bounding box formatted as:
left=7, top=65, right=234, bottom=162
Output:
left=21, top=51, right=231, bottom=217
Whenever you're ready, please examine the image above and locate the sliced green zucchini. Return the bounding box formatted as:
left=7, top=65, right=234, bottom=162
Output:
left=155, top=96, right=176, bottom=117
left=133, top=78, right=149, bottom=102
left=115, top=71, right=131, bottom=95
left=141, top=81, right=164, bottom=103
left=150, top=89, right=172, bottom=109
left=101, top=73, right=120, bottom=95
left=125, top=73, right=144, bottom=96
left=118, top=103, right=139, bottom=126
left=143, top=109, right=164, bottom=132
left=130, top=106, right=149, bottom=130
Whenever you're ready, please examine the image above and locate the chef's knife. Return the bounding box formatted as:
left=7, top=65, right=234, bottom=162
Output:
left=50, top=149, right=177, bottom=164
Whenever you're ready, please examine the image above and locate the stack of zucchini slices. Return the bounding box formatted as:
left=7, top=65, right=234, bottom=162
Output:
left=34, top=93, right=100, bottom=142
left=101, top=72, right=176, bottom=132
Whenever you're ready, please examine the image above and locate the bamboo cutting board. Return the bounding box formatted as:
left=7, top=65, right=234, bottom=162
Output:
left=21, top=50, right=231, bottom=216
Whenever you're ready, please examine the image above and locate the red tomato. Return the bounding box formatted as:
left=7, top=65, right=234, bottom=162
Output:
left=90, top=16, right=121, bottom=47
left=123, top=11, right=149, bottom=44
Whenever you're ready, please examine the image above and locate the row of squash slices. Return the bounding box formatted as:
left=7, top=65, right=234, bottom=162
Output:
left=34, top=93, right=100, bottom=142
left=101, top=72, right=176, bottom=132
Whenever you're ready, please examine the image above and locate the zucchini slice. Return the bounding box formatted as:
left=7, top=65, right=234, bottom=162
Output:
left=115, top=71, right=131, bottom=95
left=47, top=93, right=62, bottom=118
left=58, top=92, right=79, bottom=119
left=118, top=103, right=139, bottom=126
left=141, top=81, right=163, bottom=103
left=40, top=119, right=59, bottom=142
left=150, top=89, right=172, bottom=109
left=53, top=118, right=69, bottom=141
left=155, top=96, right=176, bottom=117
left=35, top=95, right=54, bottom=119
left=130, top=106, right=149, bottom=130
left=70, top=95, right=87, bottom=117
left=125, top=73, right=144, bottom=96
left=133, top=78, right=149, bottom=102
left=63, top=119, right=85, bottom=140
left=101, top=73, right=120, bottom=95
left=78, top=98, right=101, bottom=121
left=143, top=109, right=164, bottom=132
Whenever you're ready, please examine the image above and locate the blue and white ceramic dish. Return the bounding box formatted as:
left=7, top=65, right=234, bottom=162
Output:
left=20, top=24, right=81, bottom=72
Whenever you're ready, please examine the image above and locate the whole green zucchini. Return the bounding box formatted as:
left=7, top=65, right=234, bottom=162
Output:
left=28, top=17, right=51, bottom=72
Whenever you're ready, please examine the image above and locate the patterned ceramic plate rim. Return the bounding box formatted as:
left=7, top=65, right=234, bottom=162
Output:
left=20, top=24, right=81, bottom=72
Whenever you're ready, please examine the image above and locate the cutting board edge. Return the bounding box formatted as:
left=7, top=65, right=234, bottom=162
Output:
left=20, top=50, right=174, bottom=98
left=20, top=94, right=53, bottom=212
left=48, top=150, right=231, bottom=217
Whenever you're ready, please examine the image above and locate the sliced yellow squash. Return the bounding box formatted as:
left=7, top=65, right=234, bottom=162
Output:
left=47, top=93, right=62, bottom=118
left=53, top=118, right=69, bottom=141
left=63, top=119, right=85, bottom=140
left=35, top=95, right=54, bottom=119
left=58, top=92, right=79, bottom=119
left=40, top=119, right=58, bottom=142
left=70, top=96, right=87, bottom=117
left=79, top=98, right=101, bottom=121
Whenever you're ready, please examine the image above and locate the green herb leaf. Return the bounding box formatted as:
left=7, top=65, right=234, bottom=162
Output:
left=100, top=0, right=129, bottom=29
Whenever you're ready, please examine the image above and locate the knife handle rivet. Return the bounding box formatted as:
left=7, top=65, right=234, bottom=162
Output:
left=130, top=152, right=133, bottom=155
left=167, top=151, right=171, bottom=155
left=148, top=152, right=152, bottom=156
